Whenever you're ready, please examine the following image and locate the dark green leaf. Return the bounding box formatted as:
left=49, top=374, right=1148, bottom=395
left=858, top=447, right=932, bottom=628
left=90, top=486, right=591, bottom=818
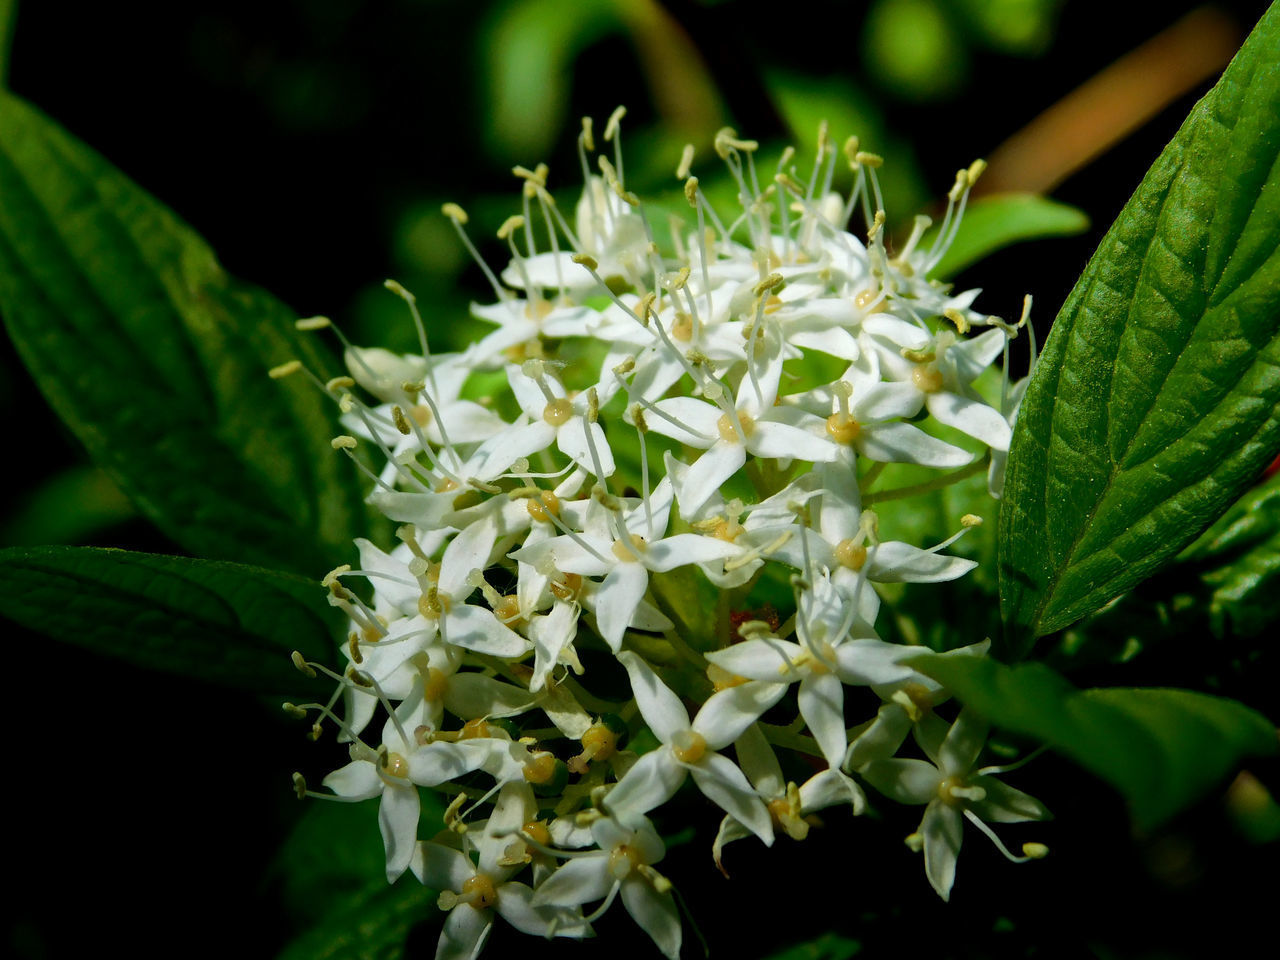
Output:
left=999, top=7, right=1280, bottom=652
left=0, top=90, right=376, bottom=575
left=0, top=545, right=337, bottom=693
left=907, top=653, right=1279, bottom=830
left=763, top=932, right=862, bottom=960
left=1180, top=472, right=1280, bottom=638
left=276, top=881, right=436, bottom=960
left=926, top=193, right=1089, bottom=280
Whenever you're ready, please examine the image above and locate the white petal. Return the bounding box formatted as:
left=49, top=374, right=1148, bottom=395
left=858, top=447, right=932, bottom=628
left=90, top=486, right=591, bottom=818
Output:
left=497, top=881, right=590, bottom=938
left=621, top=878, right=683, bottom=960
left=679, top=443, right=747, bottom=515
left=411, top=841, right=475, bottom=891
left=748, top=420, right=839, bottom=462
left=643, top=534, right=739, bottom=572
left=922, top=802, right=964, bottom=901
left=857, top=421, right=970, bottom=468
left=867, top=542, right=978, bottom=583
left=704, top=639, right=801, bottom=682
left=690, top=752, right=774, bottom=844
left=616, top=651, right=690, bottom=739
left=532, top=855, right=612, bottom=907
left=444, top=605, right=529, bottom=658
left=436, top=901, right=493, bottom=960
left=646, top=397, right=721, bottom=447
left=798, top=672, right=848, bottom=767
left=605, top=749, right=685, bottom=822
left=322, top=760, right=381, bottom=800
left=379, top=782, right=421, bottom=882
left=861, top=758, right=943, bottom=805
left=558, top=418, right=616, bottom=478
left=694, top=681, right=788, bottom=750
left=926, top=392, right=1012, bottom=451
left=596, top=563, right=651, bottom=653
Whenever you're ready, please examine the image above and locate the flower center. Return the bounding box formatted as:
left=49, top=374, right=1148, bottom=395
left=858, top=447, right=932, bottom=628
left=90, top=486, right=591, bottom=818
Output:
left=912, top=362, right=945, bottom=393
left=494, top=595, right=522, bottom=624
left=937, top=776, right=987, bottom=806
left=834, top=538, right=868, bottom=570
left=671, top=313, right=694, bottom=342
left=609, top=843, right=644, bottom=879
left=461, top=874, right=498, bottom=910
left=526, top=490, right=561, bottom=522
left=717, top=410, right=755, bottom=443
left=423, top=667, right=449, bottom=703
left=523, top=751, right=559, bottom=784
left=671, top=729, right=707, bottom=764
left=612, top=534, right=648, bottom=562
left=825, top=413, right=861, bottom=444
left=543, top=398, right=573, bottom=426
left=381, top=751, right=409, bottom=780
left=550, top=572, right=583, bottom=600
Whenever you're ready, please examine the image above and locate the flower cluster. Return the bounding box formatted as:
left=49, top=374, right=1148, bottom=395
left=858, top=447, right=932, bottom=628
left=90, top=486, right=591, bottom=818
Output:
left=283, top=109, right=1049, bottom=960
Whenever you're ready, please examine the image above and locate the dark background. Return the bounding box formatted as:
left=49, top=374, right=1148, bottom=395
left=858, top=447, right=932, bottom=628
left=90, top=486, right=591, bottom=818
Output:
left=2, top=1, right=1275, bottom=958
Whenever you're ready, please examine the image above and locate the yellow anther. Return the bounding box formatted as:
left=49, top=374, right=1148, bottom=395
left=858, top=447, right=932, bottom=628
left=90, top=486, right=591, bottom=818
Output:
left=522, top=820, right=552, bottom=848
left=1022, top=842, right=1050, bottom=860
left=391, top=406, right=412, bottom=435
left=441, top=202, right=469, bottom=224
left=461, top=874, right=498, bottom=911
left=676, top=143, right=695, bottom=180
left=774, top=171, right=805, bottom=195
left=571, top=252, right=599, bottom=271
left=826, top=413, right=861, bottom=444
left=497, top=215, right=525, bottom=241
left=671, top=730, right=707, bottom=765
left=671, top=265, right=691, bottom=290
left=348, top=634, right=364, bottom=665
left=326, top=376, right=356, bottom=393
left=843, top=135, right=861, bottom=165
left=580, top=116, right=595, bottom=151
left=292, top=772, right=307, bottom=799
left=912, top=363, right=945, bottom=393
left=295, top=316, right=331, bottom=331
left=961, top=514, right=983, bottom=527
left=905, top=831, right=925, bottom=852
left=543, top=398, right=573, bottom=426
left=868, top=210, right=886, bottom=241
left=684, top=176, right=700, bottom=208
left=967, top=158, right=987, bottom=186
left=568, top=721, right=621, bottom=774
left=512, top=164, right=547, bottom=186
left=753, top=272, right=784, bottom=297
left=854, top=151, right=884, bottom=168
left=603, top=105, right=627, bottom=142
left=291, top=651, right=316, bottom=678
left=268, top=360, right=302, bottom=379
left=944, top=308, right=971, bottom=335
left=330, top=435, right=358, bottom=450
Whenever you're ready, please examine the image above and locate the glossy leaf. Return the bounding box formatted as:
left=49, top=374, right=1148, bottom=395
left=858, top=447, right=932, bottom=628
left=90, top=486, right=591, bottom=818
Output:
left=908, top=653, right=1278, bottom=830
left=926, top=193, right=1089, bottom=280
left=999, top=6, right=1280, bottom=653
left=0, top=545, right=338, bottom=693
left=0, top=90, right=374, bottom=575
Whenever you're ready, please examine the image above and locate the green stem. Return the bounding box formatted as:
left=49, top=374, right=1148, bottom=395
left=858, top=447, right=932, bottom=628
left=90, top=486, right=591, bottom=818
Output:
left=862, top=454, right=989, bottom=505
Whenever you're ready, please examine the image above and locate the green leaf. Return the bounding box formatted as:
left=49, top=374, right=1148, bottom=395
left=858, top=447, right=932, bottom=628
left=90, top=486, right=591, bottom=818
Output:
left=0, top=90, right=376, bottom=576
left=998, top=7, right=1280, bottom=652
left=1179, top=472, right=1280, bottom=638
left=907, top=653, right=1279, bottom=830
left=0, top=545, right=337, bottom=693
left=925, top=193, right=1089, bottom=280
left=1, top=465, right=135, bottom=545
left=764, top=932, right=862, bottom=960
left=0, top=0, right=15, bottom=86
left=276, top=881, right=436, bottom=960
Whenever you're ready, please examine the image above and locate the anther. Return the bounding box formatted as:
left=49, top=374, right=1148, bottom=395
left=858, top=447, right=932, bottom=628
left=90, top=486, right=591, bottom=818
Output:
left=961, top=514, right=983, bottom=527
left=441, top=202, right=469, bottom=224
left=282, top=702, right=307, bottom=719
left=603, top=105, right=627, bottom=142
left=291, top=651, right=316, bottom=678
left=571, top=252, right=599, bottom=272
left=1022, top=843, right=1049, bottom=859
left=684, top=176, right=700, bottom=208
left=944, top=308, right=971, bottom=335
left=391, top=406, right=412, bottom=435
left=676, top=143, right=695, bottom=180
left=295, top=316, right=331, bottom=331
left=497, top=215, right=525, bottom=240
left=268, top=360, right=302, bottom=379
left=854, top=151, right=884, bottom=168
left=292, top=772, right=307, bottom=799
left=331, top=435, right=358, bottom=450
left=580, top=116, right=595, bottom=152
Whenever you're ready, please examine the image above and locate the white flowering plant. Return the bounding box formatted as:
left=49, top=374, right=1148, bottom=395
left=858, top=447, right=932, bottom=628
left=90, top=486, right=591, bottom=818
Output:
left=1, top=4, right=1278, bottom=959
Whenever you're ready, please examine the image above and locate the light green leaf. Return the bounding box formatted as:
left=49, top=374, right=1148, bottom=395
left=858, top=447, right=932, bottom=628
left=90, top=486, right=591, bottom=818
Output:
left=925, top=193, right=1089, bottom=280
left=998, top=7, right=1280, bottom=653
left=0, top=546, right=337, bottom=693
left=276, top=881, right=436, bottom=960
left=0, top=90, right=376, bottom=576
left=907, top=653, right=1278, bottom=830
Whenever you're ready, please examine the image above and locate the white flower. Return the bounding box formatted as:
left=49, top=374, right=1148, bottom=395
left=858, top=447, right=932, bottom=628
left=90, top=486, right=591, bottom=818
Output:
left=604, top=652, right=783, bottom=842
left=860, top=707, right=1050, bottom=900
